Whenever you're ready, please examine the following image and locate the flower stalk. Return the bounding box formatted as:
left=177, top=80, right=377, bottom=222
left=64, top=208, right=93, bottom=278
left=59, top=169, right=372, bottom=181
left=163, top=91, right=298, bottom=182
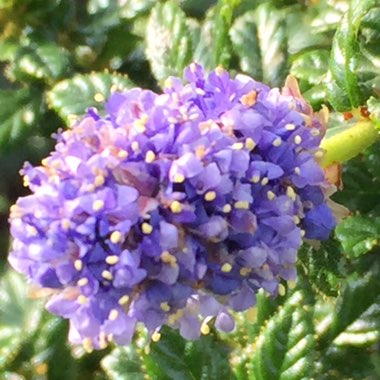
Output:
left=320, top=120, right=379, bottom=168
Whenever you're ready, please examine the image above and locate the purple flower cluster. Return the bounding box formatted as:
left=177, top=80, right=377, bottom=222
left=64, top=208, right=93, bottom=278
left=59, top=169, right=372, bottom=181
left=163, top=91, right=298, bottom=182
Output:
left=9, top=63, right=336, bottom=351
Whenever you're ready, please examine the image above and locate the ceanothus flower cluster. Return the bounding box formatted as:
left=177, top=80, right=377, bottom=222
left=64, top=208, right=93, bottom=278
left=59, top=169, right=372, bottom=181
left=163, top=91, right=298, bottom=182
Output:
left=9, top=63, right=336, bottom=351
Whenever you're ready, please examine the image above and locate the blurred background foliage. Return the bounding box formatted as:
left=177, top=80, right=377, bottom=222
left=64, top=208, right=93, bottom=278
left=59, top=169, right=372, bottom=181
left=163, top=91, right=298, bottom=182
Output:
left=0, top=0, right=380, bottom=379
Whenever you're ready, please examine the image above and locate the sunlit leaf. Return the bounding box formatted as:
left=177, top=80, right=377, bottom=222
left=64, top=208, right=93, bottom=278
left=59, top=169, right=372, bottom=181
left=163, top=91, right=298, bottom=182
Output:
left=47, top=72, right=133, bottom=122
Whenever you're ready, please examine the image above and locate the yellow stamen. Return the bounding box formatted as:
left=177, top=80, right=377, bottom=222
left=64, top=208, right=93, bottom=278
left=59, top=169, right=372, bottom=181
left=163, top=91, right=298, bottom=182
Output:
left=294, top=135, right=302, bottom=145
left=105, top=255, right=119, bottom=265
left=118, top=150, right=128, bottom=159
left=77, top=278, right=88, bottom=287
left=102, top=270, right=113, bottom=281
left=94, top=93, right=104, bottom=102
left=215, top=66, right=224, bottom=76
left=164, top=77, right=173, bottom=89
left=131, top=141, right=139, bottom=152
left=245, top=137, right=256, bottom=150
left=92, top=200, right=105, bottom=211
left=240, top=267, right=251, bottom=276
left=160, top=302, right=171, bottom=312
left=82, top=337, right=93, bottom=353
left=234, top=201, right=250, bottom=209
left=152, top=331, right=161, bottom=342
left=170, top=201, right=182, bottom=213
left=285, top=123, right=296, bottom=131
left=204, top=191, right=216, bottom=202
left=222, top=204, right=232, bottom=213
left=173, top=173, right=185, bottom=183
left=278, top=283, right=286, bottom=296
left=145, top=150, right=156, bottom=163
left=74, top=259, right=83, bottom=271
left=221, top=263, right=232, bottom=273
left=161, top=251, right=177, bottom=266
left=232, top=142, right=244, bottom=150
left=94, top=175, right=105, bottom=187
left=118, top=295, right=130, bottom=305
left=261, top=177, right=269, bottom=186
left=200, top=323, right=210, bottom=335
left=108, top=309, right=119, bottom=321
left=267, top=191, right=276, bottom=200
left=78, top=295, right=88, bottom=305
left=272, top=137, right=282, bottom=147
left=286, top=186, right=296, bottom=201
left=110, top=231, right=122, bottom=244
left=142, top=222, right=153, bottom=234
left=133, top=119, right=146, bottom=133
left=251, top=175, right=260, bottom=184
left=168, top=309, right=184, bottom=325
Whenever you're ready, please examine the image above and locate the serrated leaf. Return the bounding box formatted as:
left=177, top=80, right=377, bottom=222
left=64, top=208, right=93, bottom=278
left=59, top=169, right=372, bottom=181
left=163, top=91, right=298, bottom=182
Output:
left=230, top=4, right=288, bottom=87
left=335, top=216, right=380, bottom=258
left=333, top=301, right=380, bottom=347
left=326, top=0, right=379, bottom=111
left=31, top=315, right=77, bottom=380
left=0, top=87, right=41, bottom=152
left=147, top=327, right=234, bottom=380
left=47, top=72, right=133, bottom=122
left=229, top=11, right=262, bottom=81
left=248, top=288, right=315, bottom=380
left=146, top=1, right=192, bottom=81
left=290, top=50, right=330, bottom=85
left=9, top=43, right=70, bottom=83
left=298, top=239, right=345, bottom=297
left=318, top=263, right=380, bottom=348
left=0, top=270, right=43, bottom=370
left=102, top=346, right=145, bottom=380
left=193, top=0, right=237, bottom=71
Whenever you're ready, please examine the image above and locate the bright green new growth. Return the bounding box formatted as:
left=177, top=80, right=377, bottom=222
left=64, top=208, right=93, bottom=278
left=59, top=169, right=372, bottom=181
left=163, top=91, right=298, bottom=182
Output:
left=321, top=120, right=379, bottom=167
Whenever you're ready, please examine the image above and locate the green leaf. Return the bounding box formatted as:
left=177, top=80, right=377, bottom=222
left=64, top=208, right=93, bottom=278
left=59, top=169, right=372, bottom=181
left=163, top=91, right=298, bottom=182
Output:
left=230, top=4, right=288, bottom=86
left=326, top=0, right=379, bottom=111
left=0, top=270, right=43, bottom=371
left=290, top=50, right=330, bottom=85
left=120, top=0, right=155, bottom=19
left=102, top=346, right=145, bottom=380
left=148, top=327, right=234, bottom=380
left=335, top=216, right=380, bottom=258
left=193, top=0, right=237, bottom=71
left=367, top=96, right=380, bottom=123
left=318, top=263, right=380, bottom=348
left=47, top=72, right=133, bottom=122
left=332, top=142, right=380, bottom=214
left=248, top=287, right=315, bottom=380
left=229, top=11, right=262, bottom=81
left=298, top=239, right=345, bottom=297
left=0, top=87, right=41, bottom=152
left=9, top=43, right=70, bottom=83
left=146, top=1, right=192, bottom=81
left=333, top=301, right=380, bottom=347
left=32, top=315, right=77, bottom=380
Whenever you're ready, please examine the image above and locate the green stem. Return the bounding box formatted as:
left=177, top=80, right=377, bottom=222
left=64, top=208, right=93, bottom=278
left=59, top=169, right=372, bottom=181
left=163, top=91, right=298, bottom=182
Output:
left=320, top=120, right=379, bottom=167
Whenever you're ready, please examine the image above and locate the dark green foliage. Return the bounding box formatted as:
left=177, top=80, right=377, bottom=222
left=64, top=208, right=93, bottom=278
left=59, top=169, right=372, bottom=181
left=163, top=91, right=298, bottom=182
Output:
left=48, top=72, right=133, bottom=122
left=326, top=0, right=380, bottom=111
left=1, top=0, right=380, bottom=379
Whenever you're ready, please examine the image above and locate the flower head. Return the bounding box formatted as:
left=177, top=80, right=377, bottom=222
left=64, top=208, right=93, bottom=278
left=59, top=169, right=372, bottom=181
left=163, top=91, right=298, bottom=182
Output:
left=9, top=63, right=335, bottom=350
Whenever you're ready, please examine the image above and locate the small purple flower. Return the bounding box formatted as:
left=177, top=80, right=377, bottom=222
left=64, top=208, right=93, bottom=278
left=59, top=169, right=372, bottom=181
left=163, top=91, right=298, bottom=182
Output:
left=9, top=63, right=336, bottom=351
